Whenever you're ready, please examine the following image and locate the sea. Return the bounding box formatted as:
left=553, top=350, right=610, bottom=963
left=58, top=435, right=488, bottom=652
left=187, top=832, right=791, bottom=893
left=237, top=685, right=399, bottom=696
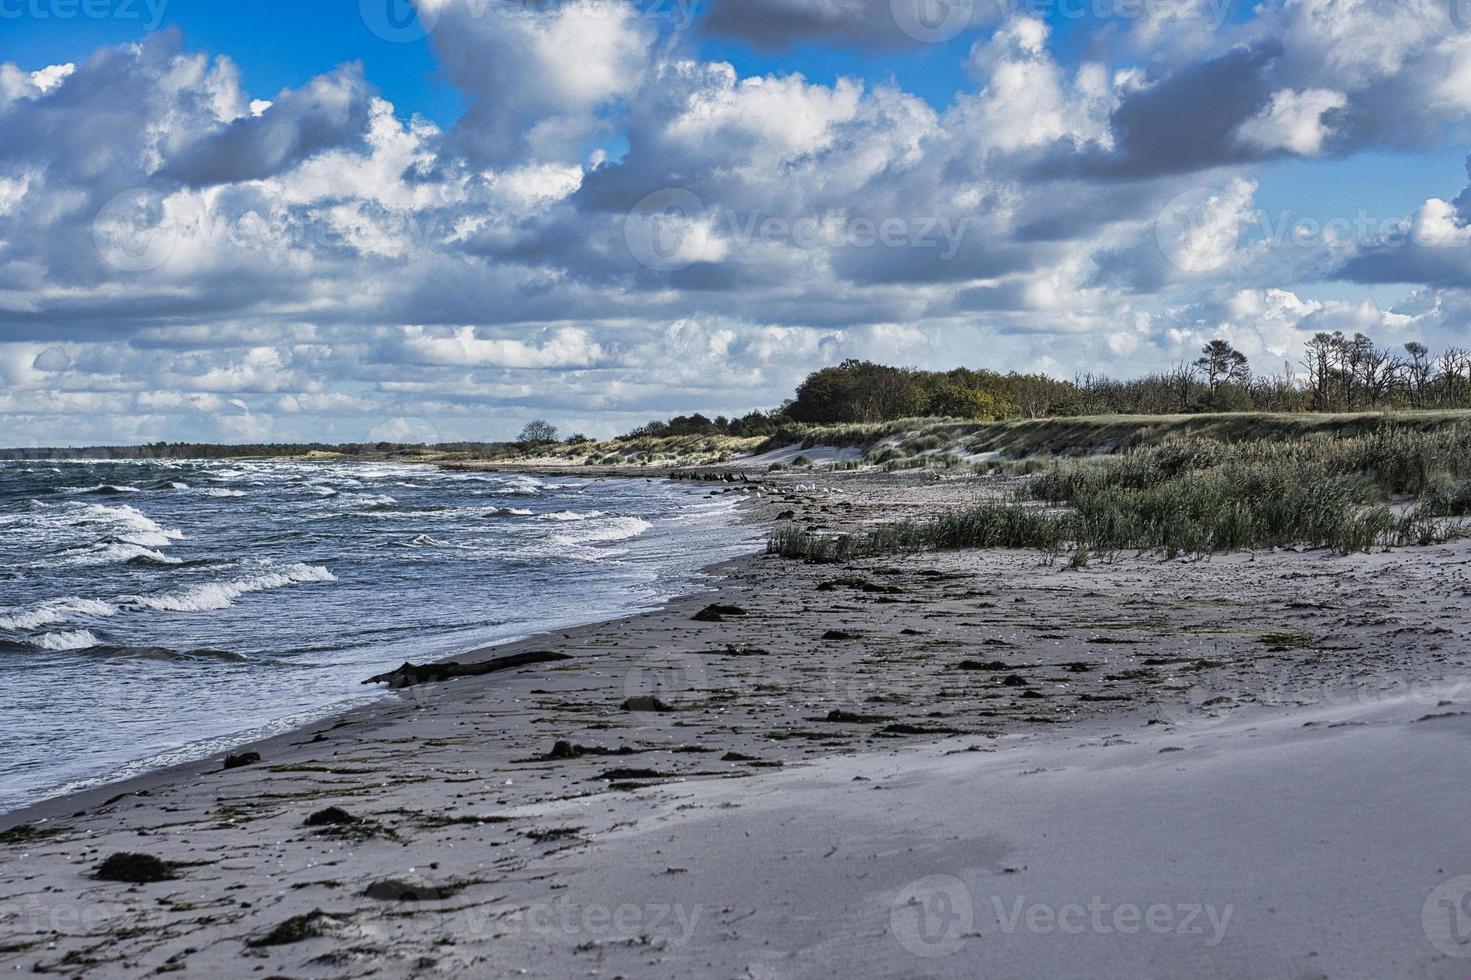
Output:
left=0, top=459, right=760, bottom=812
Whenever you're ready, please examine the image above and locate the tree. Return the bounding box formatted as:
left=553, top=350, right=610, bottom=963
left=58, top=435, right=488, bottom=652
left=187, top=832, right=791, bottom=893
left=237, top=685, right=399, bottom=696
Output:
left=924, top=382, right=1011, bottom=420
left=1302, top=333, right=1337, bottom=410
left=1404, top=343, right=1432, bottom=405
left=1195, top=340, right=1250, bottom=402
left=787, top=360, right=920, bottom=423
left=728, top=410, right=778, bottom=437
left=1168, top=360, right=1201, bottom=412
left=517, top=420, right=559, bottom=444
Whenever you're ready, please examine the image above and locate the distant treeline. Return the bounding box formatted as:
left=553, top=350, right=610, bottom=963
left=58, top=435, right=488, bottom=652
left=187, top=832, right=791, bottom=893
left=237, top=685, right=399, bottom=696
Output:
left=627, top=333, right=1471, bottom=435
left=11, top=332, right=1471, bottom=458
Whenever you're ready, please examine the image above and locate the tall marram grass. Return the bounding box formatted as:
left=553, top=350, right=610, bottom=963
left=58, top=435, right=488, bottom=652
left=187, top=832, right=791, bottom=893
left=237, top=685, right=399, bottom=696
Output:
left=769, top=427, right=1471, bottom=562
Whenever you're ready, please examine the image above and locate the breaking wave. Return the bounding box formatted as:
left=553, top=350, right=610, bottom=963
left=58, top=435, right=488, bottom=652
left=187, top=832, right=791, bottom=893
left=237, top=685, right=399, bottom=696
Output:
left=61, top=541, right=182, bottom=567
left=0, top=597, right=117, bottom=631
left=34, top=630, right=100, bottom=651
left=541, top=509, right=605, bottom=522
left=552, top=516, right=653, bottom=547
left=124, top=564, right=337, bottom=613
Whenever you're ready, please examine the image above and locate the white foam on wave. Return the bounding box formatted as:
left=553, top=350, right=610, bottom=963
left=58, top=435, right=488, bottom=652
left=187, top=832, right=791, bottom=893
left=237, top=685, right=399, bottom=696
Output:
left=552, top=516, right=653, bottom=547
left=54, top=502, right=184, bottom=545
left=482, top=475, right=545, bottom=496
left=62, top=542, right=182, bottom=567
left=541, top=510, right=605, bottom=522
left=34, top=630, right=100, bottom=651
left=347, top=493, right=398, bottom=509
left=203, top=488, right=247, bottom=498
left=0, top=597, right=117, bottom=631
left=125, top=563, right=337, bottom=613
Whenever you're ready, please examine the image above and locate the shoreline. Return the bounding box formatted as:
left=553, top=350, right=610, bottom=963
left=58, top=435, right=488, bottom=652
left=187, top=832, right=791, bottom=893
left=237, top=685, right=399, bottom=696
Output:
left=3, top=467, right=1470, bottom=975
left=0, top=465, right=773, bottom=826
left=0, top=550, right=765, bottom=830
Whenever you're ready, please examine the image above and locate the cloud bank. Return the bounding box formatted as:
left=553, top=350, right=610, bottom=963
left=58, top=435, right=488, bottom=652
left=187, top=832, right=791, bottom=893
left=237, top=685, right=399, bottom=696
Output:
left=1, top=0, right=1470, bottom=443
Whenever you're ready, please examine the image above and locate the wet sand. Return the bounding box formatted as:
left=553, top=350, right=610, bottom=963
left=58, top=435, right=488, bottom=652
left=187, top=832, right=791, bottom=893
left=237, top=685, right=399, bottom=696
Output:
left=2, top=468, right=1470, bottom=977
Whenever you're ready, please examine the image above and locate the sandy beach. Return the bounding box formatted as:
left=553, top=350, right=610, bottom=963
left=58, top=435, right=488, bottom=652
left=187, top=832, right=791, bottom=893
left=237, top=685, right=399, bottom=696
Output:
left=3, top=467, right=1471, bottom=977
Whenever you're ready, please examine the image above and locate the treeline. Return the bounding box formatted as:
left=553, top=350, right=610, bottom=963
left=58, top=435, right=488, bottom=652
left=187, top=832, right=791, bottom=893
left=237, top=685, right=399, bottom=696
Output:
left=1073, top=335, right=1471, bottom=415
left=619, top=362, right=1074, bottom=439
left=626, top=336, right=1471, bottom=435
left=623, top=410, right=785, bottom=440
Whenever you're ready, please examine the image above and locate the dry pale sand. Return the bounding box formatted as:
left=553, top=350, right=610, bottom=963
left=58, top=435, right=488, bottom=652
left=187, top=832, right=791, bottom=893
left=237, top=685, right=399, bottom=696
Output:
left=2, top=469, right=1470, bottom=977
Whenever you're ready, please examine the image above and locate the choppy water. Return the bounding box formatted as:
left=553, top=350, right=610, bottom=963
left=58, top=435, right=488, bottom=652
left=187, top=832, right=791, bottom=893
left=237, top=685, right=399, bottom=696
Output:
left=0, top=459, right=759, bottom=812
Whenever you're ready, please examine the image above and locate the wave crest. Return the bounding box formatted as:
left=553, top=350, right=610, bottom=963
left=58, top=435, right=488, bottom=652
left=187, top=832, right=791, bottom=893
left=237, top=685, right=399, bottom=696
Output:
left=0, top=597, right=117, bottom=631
left=125, top=563, right=337, bottom=613
left=34, top=630, right=101, bottom=651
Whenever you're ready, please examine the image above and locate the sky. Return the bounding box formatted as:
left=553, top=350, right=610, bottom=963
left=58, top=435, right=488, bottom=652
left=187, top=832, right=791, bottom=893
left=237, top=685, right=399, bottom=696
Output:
left=3, top=0, right=1471, bottom=445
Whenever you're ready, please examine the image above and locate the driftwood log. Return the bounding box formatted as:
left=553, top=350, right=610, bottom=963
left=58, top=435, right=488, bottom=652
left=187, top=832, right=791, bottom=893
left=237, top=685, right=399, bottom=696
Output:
left=363, top=651, right=573, bottom=689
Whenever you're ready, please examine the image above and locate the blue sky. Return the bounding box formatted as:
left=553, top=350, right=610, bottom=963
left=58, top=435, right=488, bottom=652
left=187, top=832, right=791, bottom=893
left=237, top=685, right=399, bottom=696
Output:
left=2, top=0, right=1471, bottom=444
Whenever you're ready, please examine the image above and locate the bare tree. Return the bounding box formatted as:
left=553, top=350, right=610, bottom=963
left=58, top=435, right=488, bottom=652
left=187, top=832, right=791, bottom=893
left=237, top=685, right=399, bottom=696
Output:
left=1404, top=342, right=1433, bottom=405
left=1168, top=360, right=1200, bottom=412
left=517, top=420, right=559, bottom=444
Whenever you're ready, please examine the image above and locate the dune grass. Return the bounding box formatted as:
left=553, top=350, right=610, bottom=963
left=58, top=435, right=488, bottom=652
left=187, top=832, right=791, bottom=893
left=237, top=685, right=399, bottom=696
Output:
left=770, top=426, right=1471, bottom=562
left=766, top=409, right=1471, bottom=468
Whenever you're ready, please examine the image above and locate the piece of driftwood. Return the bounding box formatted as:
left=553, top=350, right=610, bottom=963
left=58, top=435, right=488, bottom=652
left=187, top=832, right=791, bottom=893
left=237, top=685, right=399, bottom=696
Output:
left=363, top=651, right=573, bottom=689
